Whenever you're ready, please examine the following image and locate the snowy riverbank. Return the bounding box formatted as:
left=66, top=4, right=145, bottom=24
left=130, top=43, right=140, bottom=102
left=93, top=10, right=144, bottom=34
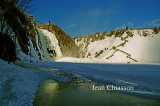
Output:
left=1, top=59, right=160, bottom=105
left=0, top=59, right=70, bottom=106
left=55, top=57, right=160, bottom=65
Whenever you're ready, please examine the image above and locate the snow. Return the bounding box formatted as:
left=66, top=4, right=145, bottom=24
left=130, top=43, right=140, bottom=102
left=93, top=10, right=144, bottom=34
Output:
left=1, top=57, right=160, bottom=105
left=86, top=36, right=122, bottom=58
left=118, top=32, right=160, bottom=63
left=17, top=28, right=160, bottom=64
left=16, top=38, right=30, bottom=62
left=0, top=59, right=70, bottom=106
left=56, top=57, right=108, bottom=63
left=75, top=30, right=160, bottom=63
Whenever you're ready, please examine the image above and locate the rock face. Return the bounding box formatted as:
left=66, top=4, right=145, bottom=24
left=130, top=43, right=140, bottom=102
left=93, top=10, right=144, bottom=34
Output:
left=74, top=29, right=160, bottom=63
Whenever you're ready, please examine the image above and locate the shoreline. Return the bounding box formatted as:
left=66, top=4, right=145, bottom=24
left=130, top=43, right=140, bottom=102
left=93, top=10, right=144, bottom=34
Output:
left=55, top=57, right=160, bottom=65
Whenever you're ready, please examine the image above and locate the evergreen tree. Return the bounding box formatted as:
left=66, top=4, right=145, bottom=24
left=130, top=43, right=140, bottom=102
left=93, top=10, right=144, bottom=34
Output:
left=102, top=31, right=107, bottom=35
left=48, top=20, right=51, bottom=25
left=126, top=26, right=128, bottom=30
left=153, top=27, right=158, bottom=34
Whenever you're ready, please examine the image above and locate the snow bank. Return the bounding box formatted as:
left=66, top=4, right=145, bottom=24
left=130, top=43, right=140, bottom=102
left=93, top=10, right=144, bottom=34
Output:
left=56, top=57, right=108, bottom=63
left=0, top=59, right=70, bottom=106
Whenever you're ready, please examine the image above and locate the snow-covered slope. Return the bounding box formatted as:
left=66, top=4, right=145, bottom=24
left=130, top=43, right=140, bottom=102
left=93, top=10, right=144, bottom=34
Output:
left=17, top=28, right=160, bottom=63
left=17, top=28, right=62, bottom=62
left=75, top=29, right=160, bottom=63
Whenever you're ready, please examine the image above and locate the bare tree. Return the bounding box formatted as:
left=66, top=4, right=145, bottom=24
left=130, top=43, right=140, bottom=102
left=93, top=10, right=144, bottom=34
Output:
left=12, top=0, right=33, bottom=13
left=0, top=0, right=33, bottom=63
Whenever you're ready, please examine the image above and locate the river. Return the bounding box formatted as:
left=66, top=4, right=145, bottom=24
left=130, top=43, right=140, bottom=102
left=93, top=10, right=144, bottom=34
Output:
left=22, top=62, right=160, bottom=106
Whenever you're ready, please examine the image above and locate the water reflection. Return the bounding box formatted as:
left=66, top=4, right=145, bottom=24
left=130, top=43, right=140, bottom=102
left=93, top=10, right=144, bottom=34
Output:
left=33, top=80, right=160, bottom=106
left=43, top=80, right=58, bottom=94
left=33, top=80, right=60, bottom=105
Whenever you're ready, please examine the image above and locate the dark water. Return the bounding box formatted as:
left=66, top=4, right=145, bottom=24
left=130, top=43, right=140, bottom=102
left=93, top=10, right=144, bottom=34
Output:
left=33, top=79, right=160, bottom=106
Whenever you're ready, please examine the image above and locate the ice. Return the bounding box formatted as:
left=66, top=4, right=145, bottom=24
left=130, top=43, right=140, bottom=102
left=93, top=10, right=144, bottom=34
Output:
left=17, top=28, right=62, bottom=62
left=0, top=59, right=70, bottom=106
left=24, top=62, right=160, bottom=98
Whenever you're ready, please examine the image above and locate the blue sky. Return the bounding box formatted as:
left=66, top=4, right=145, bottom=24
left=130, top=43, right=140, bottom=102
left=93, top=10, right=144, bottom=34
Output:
left=31, top=0, right=160, bottom=37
